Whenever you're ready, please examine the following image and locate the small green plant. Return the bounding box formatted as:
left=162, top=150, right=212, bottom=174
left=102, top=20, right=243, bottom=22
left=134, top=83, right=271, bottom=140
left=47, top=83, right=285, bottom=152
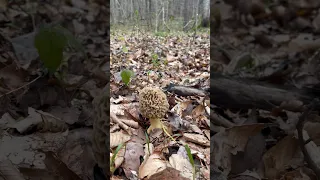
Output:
left=122, top=46, right=128, bottom=53
left=120, top=69, right=134, bottom=86
left=163, top=59, right=168, bottom=66
left=118, top=36, right=125, bottom=41
left=134, top=10, right=139, bottom=20
left=151, top=54, right=160, bottom=67
left=145, top=132, right=151, bottom=155
left=154, top=31, right=168, bottom=37
left=110, top=143, right=125, bottom=174
left=185, top=144, right=196, bottom=180
left=34, top=24, right=86, bottom=73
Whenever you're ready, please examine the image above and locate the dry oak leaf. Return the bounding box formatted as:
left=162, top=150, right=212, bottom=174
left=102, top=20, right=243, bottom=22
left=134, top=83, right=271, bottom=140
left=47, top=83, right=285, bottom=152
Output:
left=148, top=167, right=189, bottom=180
left=169, top=154, right=193, bottom=179
left=262, top=135, right=300, bottom=179
left=183, top=133, right=210, bottom=147
left=212, top=124, right=264, bottom=175
left=122, top=142, right=144, bottom=178
left=114, top=145, right=126, bottom=171
left=110, top=131, right=131, bottom=148
left=138, top=153, right=171, bottom=179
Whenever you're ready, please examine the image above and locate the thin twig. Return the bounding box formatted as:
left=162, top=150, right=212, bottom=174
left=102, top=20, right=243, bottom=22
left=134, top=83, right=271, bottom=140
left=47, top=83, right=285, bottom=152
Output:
left=0, top=75, right=42, bottom=98
left=110, top=111, right=130, bottom=132
left=296, top=99, right=320, bottom=179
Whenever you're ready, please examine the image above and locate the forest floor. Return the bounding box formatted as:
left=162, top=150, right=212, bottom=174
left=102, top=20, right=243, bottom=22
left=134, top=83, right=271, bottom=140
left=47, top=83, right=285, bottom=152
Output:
left=0, top=1, right=210, bottom=180
left=109, top=28, right=210, bottom=179
left=0, top=0, right=109, bottom=180
left=212, top=0, right=320, bottom=180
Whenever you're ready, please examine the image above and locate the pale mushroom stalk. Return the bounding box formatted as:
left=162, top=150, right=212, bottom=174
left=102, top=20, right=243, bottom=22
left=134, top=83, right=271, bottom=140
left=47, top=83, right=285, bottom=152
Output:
left=139, top=87, right=176, bottom=141
left=148, top=118, right=163, bottom=133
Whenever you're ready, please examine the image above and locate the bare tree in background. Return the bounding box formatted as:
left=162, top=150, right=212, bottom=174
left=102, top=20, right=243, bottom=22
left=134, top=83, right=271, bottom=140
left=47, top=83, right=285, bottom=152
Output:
left=110, top=0, right=210, bottom=32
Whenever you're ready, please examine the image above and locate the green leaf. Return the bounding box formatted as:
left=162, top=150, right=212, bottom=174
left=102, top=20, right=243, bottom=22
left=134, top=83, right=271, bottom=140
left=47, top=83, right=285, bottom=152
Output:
left=185, top=144, right=196, bottom=180
left=122, top=46, right=128, bottom=53
left=110, top=143, right=125, bottom=174
left=151, top=54, right=158, bottom=60
left=35, top=27, right=67, bottom=72
left=120, top=69, right=134, bottom=86
left=54, top=25, right=87, bottom=59
left=35, top=24, right=86, bottom=73
left=145, top=132, right=151, bottom=155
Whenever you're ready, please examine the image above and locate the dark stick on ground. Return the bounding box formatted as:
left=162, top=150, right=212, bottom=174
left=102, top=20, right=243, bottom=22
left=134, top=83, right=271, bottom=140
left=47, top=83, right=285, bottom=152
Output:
left=165, top=84, right=208, bottom=97
left=210, top=73, right=318, bottom=111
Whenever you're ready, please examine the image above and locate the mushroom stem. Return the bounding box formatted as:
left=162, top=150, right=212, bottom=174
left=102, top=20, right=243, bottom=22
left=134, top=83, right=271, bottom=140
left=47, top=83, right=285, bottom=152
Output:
left=147, top=118, right=163, bottom=133
left=148, top=118, right=176, bottom=142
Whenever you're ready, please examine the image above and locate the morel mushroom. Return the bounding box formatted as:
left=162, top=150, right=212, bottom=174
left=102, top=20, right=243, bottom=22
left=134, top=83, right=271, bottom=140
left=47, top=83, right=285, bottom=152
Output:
left=139, top=87, right=170, bottom=134
left=92, top=89, right=110, bottom=178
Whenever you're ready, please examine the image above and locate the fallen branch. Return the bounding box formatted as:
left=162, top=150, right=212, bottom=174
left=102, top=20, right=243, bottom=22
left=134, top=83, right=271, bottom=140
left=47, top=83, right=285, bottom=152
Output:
left=165, top=84, right=208, bottom=97
left=211, top=111, right=235, bottom=128
left=110, top=112, right=130, bottom=132
left=0, top=75, right=42, bottom=98
left=210, top=73, right=317, bottom=111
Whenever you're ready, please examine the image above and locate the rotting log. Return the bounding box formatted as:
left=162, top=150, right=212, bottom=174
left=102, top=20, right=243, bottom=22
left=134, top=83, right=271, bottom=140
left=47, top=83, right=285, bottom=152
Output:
left=211, top=73, right=318, bottom=111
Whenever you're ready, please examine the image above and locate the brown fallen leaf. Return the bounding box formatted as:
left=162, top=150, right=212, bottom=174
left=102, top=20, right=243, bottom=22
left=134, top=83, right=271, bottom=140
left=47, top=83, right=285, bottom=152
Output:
left=0, top=159, right=25, bottom=180
left=183, top=133, right=210, bottom=147
left=212, top=124, right=264, bottom=175
left=43, top=151, right=82, bottom=180
left=110, top=131, right=131, bottom=148
left=122, top=142, right=144, bottom=179
left=148, top=167, right=189, bottom=180
left=114, top=145, right=126, bottom=171
left=138, top=153, right=170, bottom=179
left=191, top=104, right=205, bottom=119
left=169, top=154, right=193, bottom=179
left=262, top=135, right=300, bottom=179
left=304, top=122, right=320, bottom=145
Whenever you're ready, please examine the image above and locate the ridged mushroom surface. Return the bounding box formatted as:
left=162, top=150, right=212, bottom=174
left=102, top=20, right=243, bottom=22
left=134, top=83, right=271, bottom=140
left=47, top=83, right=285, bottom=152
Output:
left=139, top=87, right=169, bottom=120
left=92, top=88, right=110, bottom=177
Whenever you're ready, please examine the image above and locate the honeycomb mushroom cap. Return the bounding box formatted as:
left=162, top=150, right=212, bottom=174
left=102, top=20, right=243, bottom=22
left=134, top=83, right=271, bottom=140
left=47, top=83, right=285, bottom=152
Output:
left=92, top=89, right=110, bottom=177
left=139, top=87, right=169, bottom=119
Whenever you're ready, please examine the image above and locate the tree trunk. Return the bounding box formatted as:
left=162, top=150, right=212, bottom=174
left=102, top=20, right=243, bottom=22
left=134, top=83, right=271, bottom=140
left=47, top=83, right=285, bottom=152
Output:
left=201, top=0, right=210, bottom=27
left=183, top=0, right=188, bottom=31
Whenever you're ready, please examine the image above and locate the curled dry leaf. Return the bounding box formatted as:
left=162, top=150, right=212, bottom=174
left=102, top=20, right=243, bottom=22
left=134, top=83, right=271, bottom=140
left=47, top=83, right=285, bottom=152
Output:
left=12, top=107, right=68, bottom=134
left=35, top=109, right=69, bottom=133
left=0, top=113, right=15, bottom=130
left=144, top=143, right=154, bottom=160
left=58, top=128, right=95, bottom=179
left=0, top=131, right=68, bottom=168
left=183, top=133, right=210, bottom=147
left=262, top=135, right=300, bottom=179
left=148, top=167, right=190, bottom=180
left=110, top=104, right=125, bottom=116
left=279, top=167, right=317, bottom=180
left=304, top=122, right=320, bottom=145
left=191, top=104, right=205, bottom=119
left=114, top=145, right=125, bottom=171
left=279, top=100, right=304, bottom=112
left=138, top=153, right=170, bottom=179
left=173, top=100, right=193, bottom=117
left=0, top=158, right=25, bottom=180
left=231, top=133, right=265, bottom=175
left=0, top=64, right=26, bottom=90
left=122, top=142, right=144, bottom=179
left=110, top=131, right=131, bottom=148
left=48, top=106, right=81, bottom=125
left=169, top=154, right=193, bottom=179
left=212, top=124, right=264, bottom=175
